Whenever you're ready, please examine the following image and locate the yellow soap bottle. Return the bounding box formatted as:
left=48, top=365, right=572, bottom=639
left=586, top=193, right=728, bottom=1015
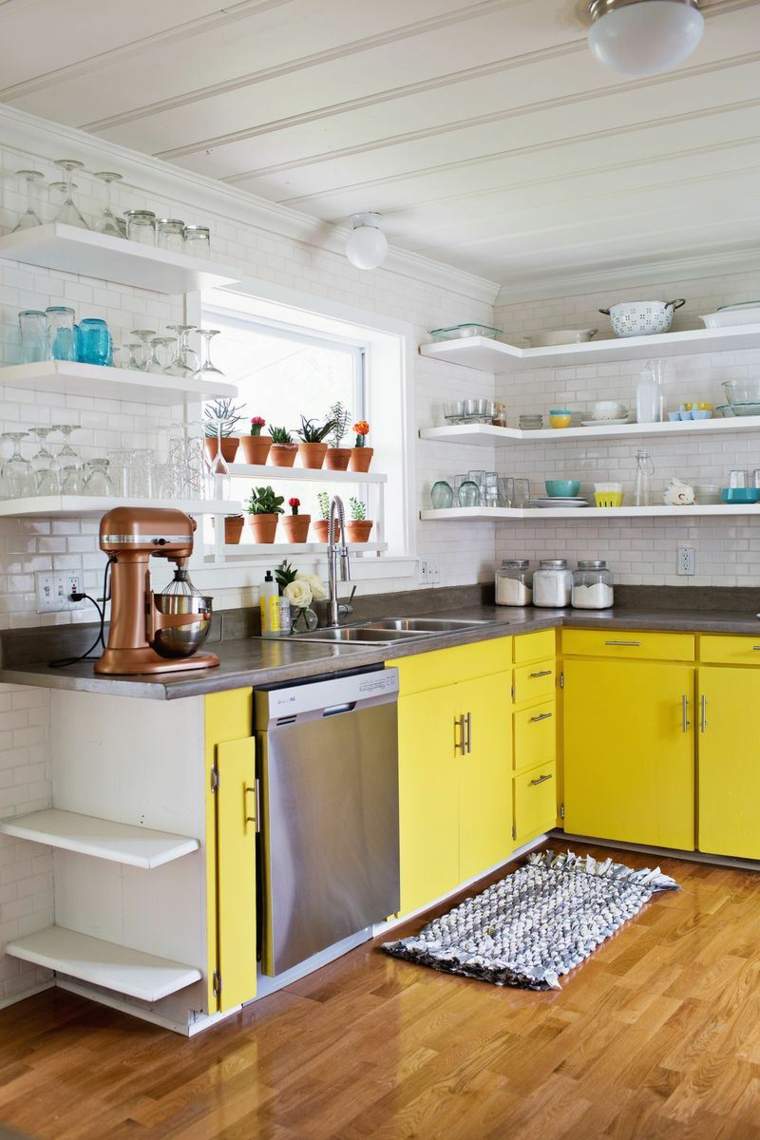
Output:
left=259, top=570, right=280, bottom=634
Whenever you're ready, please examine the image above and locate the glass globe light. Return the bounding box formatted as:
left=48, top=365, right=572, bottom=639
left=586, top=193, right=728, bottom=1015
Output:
left=587, top=0, right=704, bottom=77
left=345, top=212, right=388, bottom=270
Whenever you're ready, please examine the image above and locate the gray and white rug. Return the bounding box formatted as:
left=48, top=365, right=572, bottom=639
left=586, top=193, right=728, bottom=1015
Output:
left=382, top=849, right=678, bottom=990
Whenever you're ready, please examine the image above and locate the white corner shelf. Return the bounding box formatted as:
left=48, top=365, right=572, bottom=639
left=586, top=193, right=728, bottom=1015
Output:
left=419, top=325, right=760, bottom=373
left=0, top=809, right=199, bottom=869
left=5, top=926, right=201, bottom=1002
left=228, top=463, right=387, bottom=484
left=421, top=505, right=760, bottom=521
left=0, top=495, right=240, bottom=519
left=420, top=417, right=760, bottom=447
left=0, top=360, right=237, bottom=405
left=0, top=223, right=240, bottom=294
left=216, top=540, right=387, bottom=557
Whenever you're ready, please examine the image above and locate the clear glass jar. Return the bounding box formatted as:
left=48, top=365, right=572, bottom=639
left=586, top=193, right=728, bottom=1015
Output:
left=45, top=306, right=77, bottom=361
left=184, top=224, right=211, bottom=257
left=157, top=217, right=186, bottom=253
left=18, top=309, right=47, bottom=362
left=532, top=559, right=573, bottom=608
left=124, top=209, right=157, bottom=245
left=572, top=560, right=614, bottom=609
left=495, top=559, right=532, bottom=606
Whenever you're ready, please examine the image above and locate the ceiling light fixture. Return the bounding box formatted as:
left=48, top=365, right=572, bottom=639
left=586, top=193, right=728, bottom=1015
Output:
left=587, top=0, right=704, bottom=76
left=345, top=212, right=388, bottom=271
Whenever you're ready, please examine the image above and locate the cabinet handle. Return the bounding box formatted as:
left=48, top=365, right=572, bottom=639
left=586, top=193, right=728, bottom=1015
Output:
left=529, top=669, right=552, bottom=679
left=681, top=694, right=691, bottom=733
left=529, top=773, right=553, bottom=786
left=700, top=694, right=708, bottom=734
left=529, top=711, right=553, bottom=724
left=753, top=646, right=760, bottom=651
left=454, top=714, right=466, bottom=756
left=605, top=639, right=641, bottom=647
left=465, top=711, right=472, bottom=755
left=244, top=783, right=258, bottom=830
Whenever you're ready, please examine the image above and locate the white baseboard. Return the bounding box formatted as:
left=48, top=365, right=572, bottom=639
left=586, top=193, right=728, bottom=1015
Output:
left=555, top=831, right=760, bottom=873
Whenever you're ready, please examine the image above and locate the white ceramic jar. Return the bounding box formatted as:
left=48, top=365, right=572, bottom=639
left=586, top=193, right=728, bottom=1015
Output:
left=532, top=559, right=573, bottom=608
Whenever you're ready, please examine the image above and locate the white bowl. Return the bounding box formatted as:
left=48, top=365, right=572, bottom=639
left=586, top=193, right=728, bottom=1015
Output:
left=592, top=400, right=627, bottom=420
left=600, top=299, right=685, bottom=338
left=525, top=329, right=597, bottom=347
left=701, top=307, right=760, bottom=329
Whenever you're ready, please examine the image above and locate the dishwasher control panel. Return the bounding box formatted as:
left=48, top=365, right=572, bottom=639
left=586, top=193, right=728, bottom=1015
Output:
left=256, top=666, right=398, bottom=724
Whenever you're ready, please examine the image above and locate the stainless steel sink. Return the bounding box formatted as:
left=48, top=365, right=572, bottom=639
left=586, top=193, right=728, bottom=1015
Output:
left=363, top=617, right=498, bottom=632
left=287, top=626, right=425, bottom=645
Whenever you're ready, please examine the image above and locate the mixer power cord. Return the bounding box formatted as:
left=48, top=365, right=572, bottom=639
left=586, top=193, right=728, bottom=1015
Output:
left=49, top=557, right=114, bottom=668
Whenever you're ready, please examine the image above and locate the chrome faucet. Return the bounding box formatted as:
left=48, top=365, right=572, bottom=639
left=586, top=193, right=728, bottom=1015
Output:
left=327, top=495, right=354, bottom=626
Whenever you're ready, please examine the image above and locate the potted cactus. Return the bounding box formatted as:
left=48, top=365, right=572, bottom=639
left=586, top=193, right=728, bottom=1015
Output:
left=203, top=398, right=244, bottom=464
left=246, top=485, right=284, bottom=543
left=349, top=420, right=373, bottom=472
left=268, top=425, right=298, bottom=467
left=325, top=401, right=352, bottom=470
left=295, top=414, right=336, bottom=470
left=281, top=497, right=310, bottom=543
left=312, top=490, right=338, bottom=543
left=346, top=496, right=372, bottom=543
left=238, top=416, right=272, bottom=465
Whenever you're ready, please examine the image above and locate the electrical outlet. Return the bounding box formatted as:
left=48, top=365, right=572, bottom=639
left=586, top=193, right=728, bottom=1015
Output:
left=677, top=545, right=696, bottom=576
left=418, top=559, right=429, bottom=583
left=36, top=572, right=88, bottom=613
left=427, top=561, right=441, bottom=586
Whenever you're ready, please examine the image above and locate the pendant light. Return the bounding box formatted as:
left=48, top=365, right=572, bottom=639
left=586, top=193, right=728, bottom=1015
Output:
left=587, top=0, right=704, bottom=76
left=345, top=212, right=388, bottom=271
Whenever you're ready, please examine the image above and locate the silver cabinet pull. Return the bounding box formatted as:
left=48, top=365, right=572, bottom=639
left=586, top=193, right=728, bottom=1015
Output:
left=529, top=712, right=553, bottom=724
left=700, top=694, right=708, bottom=733
left=682, top=694, right=691, bottom=733
left=529, top=669, right=552, bottom=679
left=465, top=711, right=472, bottom=754
left=454, top=714, right=466, bottom=755
left=605, top=639, right=641, bottom=647
left=529, top=773, right=553, bottom=786
left=753, top=646, right=760, bottom=651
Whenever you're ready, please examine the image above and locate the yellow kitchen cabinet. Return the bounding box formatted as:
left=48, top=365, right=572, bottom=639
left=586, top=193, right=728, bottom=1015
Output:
left=458, top=672, right=513, bottom=882
left=513, top=660, right=556, bottom=707
left=514, top=700, right=556, bottom=774
left=563, top=658, right=695, bottom=850
left=698, top=667, right=760, bottom=859
left=514, top=763, right=557, bottom=847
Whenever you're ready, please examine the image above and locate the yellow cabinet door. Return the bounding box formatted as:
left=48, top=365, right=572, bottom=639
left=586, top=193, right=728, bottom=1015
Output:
left=514, top=763, right=557, bottom=847
left=456, top=672, right=513, bottom=881
left=563, top=659, right=695, bottom=850
left=698, top=668, right=760, bottom=859
left=397, top=685, right=461, bottom=915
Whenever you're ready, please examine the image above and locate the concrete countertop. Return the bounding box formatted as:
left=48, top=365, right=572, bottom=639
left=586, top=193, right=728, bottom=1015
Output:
left=2, top=603, right=760, bottom=700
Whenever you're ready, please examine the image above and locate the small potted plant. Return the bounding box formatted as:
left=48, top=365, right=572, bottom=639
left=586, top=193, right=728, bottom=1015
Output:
left=268, top=425, right=298, bottom=467
left=246, top=485, right=284, bottom=543
left=312, top=490, right=338, bottom=543
left=295, top=414, right=336, bottom=470
left=349, top=420, right=373, bottom=472
left=238, top=416, right=272, bottom=465
left=203, top=398, right=244, bottom=464
left=346, top=496, right=373, bottom=543
left=224, top=514, right=244, bottom=544
left=325, top=401, right=352, bottom=470
left=281, top=497, right=310, bottom=543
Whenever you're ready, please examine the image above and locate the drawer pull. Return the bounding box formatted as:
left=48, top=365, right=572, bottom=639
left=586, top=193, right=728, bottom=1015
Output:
left=529, top=773, right=553, bottom=786
left=604, top=639, right=641, bottom=647
left=700, top=694, right=708, bottom=734
left=529, top=669, right=552, bottom=679
left=753, top=646, right=760, bottom=651
left=682, top=694, right=691, bottom=734
left=529, top=712, right=553, bottom=724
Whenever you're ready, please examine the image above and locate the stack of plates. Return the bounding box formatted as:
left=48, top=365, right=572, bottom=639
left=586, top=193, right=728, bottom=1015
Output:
left=580, top=416, right=631, bottom=427
left=532, top=497, right=589, bottom=509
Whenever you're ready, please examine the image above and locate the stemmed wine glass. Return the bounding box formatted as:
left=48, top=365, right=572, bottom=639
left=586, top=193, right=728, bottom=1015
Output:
left=93, top=172, right=126, bottom=236
left=53, top=159, right=89, bottom=228
left=29, top=427, right=60, bottom=495
left=193, top=329, right=225, bottom=378
left=11, top=170, right=45, bottom=232
left=148, top=336, right=177, bottom=373
left=130, top=329, right=157, bottom=371
left=0, top=433, right=34, bottom=498
left=51, top=425, right=81, bottom=494
left=164, top=325, right=199, bottom=377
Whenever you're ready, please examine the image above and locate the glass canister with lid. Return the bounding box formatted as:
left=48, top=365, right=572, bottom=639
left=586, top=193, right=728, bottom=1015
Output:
left=533, top=559, right=573, bottom=608
left=572, top=560, right=614, bottom=609
left=495, top=559, right=532, bottom=606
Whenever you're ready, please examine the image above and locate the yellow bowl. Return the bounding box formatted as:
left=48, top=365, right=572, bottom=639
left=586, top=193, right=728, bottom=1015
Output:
left=594, top=491, right=624, bottom=507
left=549, top=413, right=572, bottom=429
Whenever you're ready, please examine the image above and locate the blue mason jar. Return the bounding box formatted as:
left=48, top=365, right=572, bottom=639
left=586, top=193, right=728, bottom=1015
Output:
left=77, top=318, right=112, bottom=366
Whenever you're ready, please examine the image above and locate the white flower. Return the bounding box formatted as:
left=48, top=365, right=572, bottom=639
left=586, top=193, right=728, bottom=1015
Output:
left=296, top=572, right=327, bottom=601
left=283, top=579, right=313, bottom=609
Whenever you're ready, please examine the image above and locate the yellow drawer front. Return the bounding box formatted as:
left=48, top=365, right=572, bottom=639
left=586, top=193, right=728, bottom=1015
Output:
left=700, top=635, right=760, bottom=666
left=514, top=763, right=557, bottom=846
left=390, top=636, right=513, bottom=696
left=562, top=629, right=695, bottom=662
left=514, top=661, right=556, bottom=706
left=514, top=700, right=556, bottom=773
left=514, top=628, right=556, bottom=665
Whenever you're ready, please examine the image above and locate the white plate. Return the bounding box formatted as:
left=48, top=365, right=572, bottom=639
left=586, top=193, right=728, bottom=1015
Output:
left=580, top=417, right=631, bottom=427
left=533, top=498, right=589, bottom=508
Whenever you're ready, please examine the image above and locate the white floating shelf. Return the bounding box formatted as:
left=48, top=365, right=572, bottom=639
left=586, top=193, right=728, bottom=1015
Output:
left=228, top=463, right=386, bottom=484
left=420, top=417, right=760, bottom=446
left=5, top=926, right=201, bottom=1002
left=216, top=540, right=387, bottom=556
left=0, top=223, right=240, bottom=294
left=0, top=360, right=237, bottom=405
left=420, top=325, right=760, bottom=373
left=422, top=505, right=760, bottom=521
left=0, top=495, right=239, bottom=519
left=0, top=809, right=199, bottom=869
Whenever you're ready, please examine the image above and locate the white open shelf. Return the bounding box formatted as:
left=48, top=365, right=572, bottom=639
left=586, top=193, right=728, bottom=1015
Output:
left=422, top=505, right=760, bottom=521
left=0, top=360, right=237, bottom=405
left=5, top=926, right=201, bottom=1001
left=420, top=417, right=760, bottom=447
left=228, top=463, right=386, bottom=484
left=0, top=223, right=240, bottom=294
left=0, top=495, right=240, bottom=519
left=0, top=809, right=199, bottom=869
left=217, top=540, right=387, bottom=556
left=419, top=324, right=760, bottom=373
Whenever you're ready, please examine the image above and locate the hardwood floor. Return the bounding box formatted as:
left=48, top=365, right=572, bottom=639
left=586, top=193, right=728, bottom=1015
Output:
left=0, top=842, right=758, bottom=1139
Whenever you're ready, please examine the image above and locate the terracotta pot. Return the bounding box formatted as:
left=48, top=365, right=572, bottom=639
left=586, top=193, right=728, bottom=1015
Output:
left=269, top=443, right=298, bottom=468
left=238, top=434, right=272, bottom=465
left=325, top=447, right=351, bottom=471
left=281, top=514, right=311, bottom=543
left=349, top=447, right=374, bottom=472
left=204, top=436, right=239, bottom=464
left=313, top=519, right=340, bottom=544
left=346, top=520, right=373, bottom=544
left=224, top=515, right=244, bottom=544
left=298, top=441, right=327, bottom=470
left=248, top=513, right=279, bottom=543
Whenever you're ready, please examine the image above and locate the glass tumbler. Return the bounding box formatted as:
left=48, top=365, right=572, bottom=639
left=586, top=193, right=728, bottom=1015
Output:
left=183, top=225, right=211, bottom=257
left=77, top=318, right=112, bottom=366
left=430, top=480, right=454, bottom=509
left=18, top=310, right=47, bottom=363
left=458, top=480, right=480, bottom=507
left=124, top=209, right=157, bottom=245
left=82, top=458, right=113, bottom=496
left=46, top=306, right=77, bottom=361
left=157, top=218, right=186, bottom=253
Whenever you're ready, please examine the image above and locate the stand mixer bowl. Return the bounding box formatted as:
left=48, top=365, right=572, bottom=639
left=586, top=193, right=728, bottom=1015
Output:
left=151, top=593, right=213, bottom=659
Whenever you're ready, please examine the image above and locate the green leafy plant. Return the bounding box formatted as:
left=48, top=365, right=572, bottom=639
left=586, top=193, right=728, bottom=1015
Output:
left=296, top=415, right=337, bottom=443
left=269, top=425, right=294, bottom=445
left=247, top=485, right=285, bottom=515
left=326, top=401, right=351, bottom=449
left=275, top=559, right=298, bottom=592
left=317, top=491, right=330, bottom=520
left=203, top=398, right=245, bottom=438
left=349, top=496, right=366, bottom=521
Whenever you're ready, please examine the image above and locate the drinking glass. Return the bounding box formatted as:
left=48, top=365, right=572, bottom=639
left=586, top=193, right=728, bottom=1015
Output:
left=29, top=427, right=60, bottom=495
left=1, top=433, right=34, bottom=498
left=126, top=343, right=144, bottom=371
left=51, top=425, right=81, bottom=494
left=81, top=458, right=113, bottom=496
left=183, top=225, right=211, bottom=257
left=77, top=318, right=112, bottom=366
left=18, top=310, right=47, bottom=363
left=164, top=325, right=199, bottom=377
left=53, top=159, right=89, bottom=228
left=46, top=306, right=77, bottom=361
left=193, top=329, right=224, bottom=378
left=148, top=336, right=177, bottom=373
left=129, top=448, right=155, bottom=498
left=513, top=478, right=531, bottom=508
left=108, top=448, right=133, bottom=497
left=93, top=172, right=126, bottom=237
left=430, top=480, right=454, bottom=509
left=168, top=425, right=206, bottom=499
left=458, top=480, right=480, bottom=507
left=129, top=329, right=157, bottom=371
left=497, top=477, right=514, bottom=507
left=484, top=472, right=499, bottom=507
left=728, top=469, right=747, bottom=489
left=157, top=218, right=185, bottom=252
left=11, top=170, right=45, bottom=232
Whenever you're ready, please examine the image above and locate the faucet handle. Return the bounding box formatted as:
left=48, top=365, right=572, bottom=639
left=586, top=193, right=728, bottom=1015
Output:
left=340, top=548, right=351, bottom=582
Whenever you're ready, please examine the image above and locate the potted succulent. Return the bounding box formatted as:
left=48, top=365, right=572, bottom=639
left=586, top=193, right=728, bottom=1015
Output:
left=312, top=490, right=338, bottom=543
left=325, top=401, right=352, bottom=470
left=295, top=414, right=336, bottom=470
left=268, top=425, right=298, bottom=467
left=281, top=497, right=310, bottom=543
left=203, top=398, right=244, bottom=464
left=246, top=485, right=284, bottom=543
left=223, top=514, right=244, bottom=544
left=349, top=420, right=373, bottom=472
left=346, top=496, right=373, bottom=543
left=238, top=416, right=272, bottom=465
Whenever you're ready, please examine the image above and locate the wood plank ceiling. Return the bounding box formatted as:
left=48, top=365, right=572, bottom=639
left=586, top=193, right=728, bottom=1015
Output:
left=2, top=0, right=759, bottom=286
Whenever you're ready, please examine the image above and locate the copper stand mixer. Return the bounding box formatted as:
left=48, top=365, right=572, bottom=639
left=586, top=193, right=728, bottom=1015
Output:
left=95, top=506, right=219, bottom=676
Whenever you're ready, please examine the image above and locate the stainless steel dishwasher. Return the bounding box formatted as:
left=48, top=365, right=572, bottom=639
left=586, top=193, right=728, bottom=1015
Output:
left=255, top=666, right=399, bottom=976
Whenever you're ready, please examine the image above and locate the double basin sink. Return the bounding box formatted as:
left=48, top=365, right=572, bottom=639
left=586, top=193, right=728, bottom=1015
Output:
left=287, top=616, right=497, bottom=646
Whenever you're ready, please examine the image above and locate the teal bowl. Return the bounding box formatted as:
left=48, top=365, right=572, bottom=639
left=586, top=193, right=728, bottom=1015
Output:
left=720, top=487, right=760, bottom=504
left=545, top=479, right=581, bottom=497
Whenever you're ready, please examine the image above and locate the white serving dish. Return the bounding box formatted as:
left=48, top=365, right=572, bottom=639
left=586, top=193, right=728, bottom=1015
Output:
left=701, top=306, right=760, bottom=329
left=524, top=329, right=597, bottom=347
